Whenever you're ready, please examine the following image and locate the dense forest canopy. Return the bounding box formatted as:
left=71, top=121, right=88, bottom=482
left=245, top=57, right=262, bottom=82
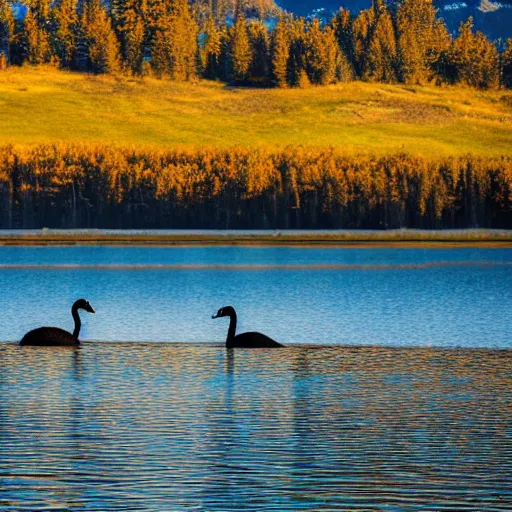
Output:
left=277, top=0, right=512, bottom=41
left=0, top=145, right=510, bottom=229
left=1, top=0, right=511, bottom=89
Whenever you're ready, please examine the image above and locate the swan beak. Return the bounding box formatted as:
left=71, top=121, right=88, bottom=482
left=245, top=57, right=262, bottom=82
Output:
left=212, top=312, right=219, bottom=319
left=89, top=307, right=96, bottom=314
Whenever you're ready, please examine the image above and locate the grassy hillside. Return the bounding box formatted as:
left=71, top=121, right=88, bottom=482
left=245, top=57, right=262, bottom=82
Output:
left=1, top=67, right=512, bottom=156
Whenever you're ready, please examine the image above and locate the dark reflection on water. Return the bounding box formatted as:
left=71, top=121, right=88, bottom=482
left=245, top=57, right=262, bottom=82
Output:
left=0, top=343, right=511, bottom=511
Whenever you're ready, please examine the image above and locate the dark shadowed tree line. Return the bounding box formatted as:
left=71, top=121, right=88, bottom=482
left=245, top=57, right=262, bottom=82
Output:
left=0, top=145, right=510, bottom=229
left=1, top=0, right=512, bottom=88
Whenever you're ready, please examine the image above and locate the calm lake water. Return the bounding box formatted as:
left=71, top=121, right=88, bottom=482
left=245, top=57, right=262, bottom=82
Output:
left=0, top=246, right=511, bottom=510
left=0, top=246, right=511, bottom=346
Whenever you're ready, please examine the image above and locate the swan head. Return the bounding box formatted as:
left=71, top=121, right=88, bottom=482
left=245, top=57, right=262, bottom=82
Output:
left=212, top=306, right=235, bottom=319
left=74, top=299, right=96, bottom=314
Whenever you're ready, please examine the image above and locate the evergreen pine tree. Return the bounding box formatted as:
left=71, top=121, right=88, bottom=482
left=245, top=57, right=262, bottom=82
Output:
left=23, top=0, right=53, bottom=64
left=167, top=0, right=198, bottom=80
left=366, top=5, right=397, bottom=83
left=248, top=20, right=269, bottom=82
left=473, top=32, right=499, bottom=89
left=304, top=18, right=325, bottom=85
left=217, top=25, right=231, bottom=81
left=372, top=0, right=386, bottom=17
left=502, top=39, right=512, bottom=89
left=428, top=18, right=451, bottom=83
left=324, top=25, right=351, bottom=83
left=303, top=19, right=342, bottom=86
left=149, top=0, right=198, bottom=80
left=23, top=10, right=52, bottom=64
left=51, top=0, right=78, bottom=68
left=397, top=23, right=423, bottom=84
left=125, top=15, right=145, bottom=74
left=271, top=16, right=289, bottom=87
left=150, top=27, right=168, bottom=77
left=447, top=19, right=498, bottom=88
left=84, top=0, right=121, bottom=74
left=31, top=0, right=51, bottom=26
left=351, top=9, right=374, bottom=78
left=201, top=16, right=222, bottom=78
left=73, top=6, right=89, bottom=70
left=146, top=0, right=167, bottom=50
left=447, top=19, right=474, bottom=85
left=323, top=25, right=345, bottom=84
left=395, top=0, right=453, bottom=84
left=287, top=17, right=307, bottom=87
left=112, top=0, right=147, bottom=75
left=0, top=0, right=14, bottom=65
left=229, top=12, right=251, bottom=81
left=331, top=8, right=354, bottom=71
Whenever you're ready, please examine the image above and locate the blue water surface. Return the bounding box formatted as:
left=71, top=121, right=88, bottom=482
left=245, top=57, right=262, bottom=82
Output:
left=0, top=246, right=510, bottom=347
left=0, top=344, right=510, bottom=511
left=1, top=246, right=511, bottom=510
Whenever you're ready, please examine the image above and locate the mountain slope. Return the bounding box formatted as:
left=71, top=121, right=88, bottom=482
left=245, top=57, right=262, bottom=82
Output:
left=276, top=0, right=512, bottom=41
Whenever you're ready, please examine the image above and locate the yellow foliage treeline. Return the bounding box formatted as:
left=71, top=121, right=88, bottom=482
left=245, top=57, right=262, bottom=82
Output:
left=0, top=144, right=510, bottom=229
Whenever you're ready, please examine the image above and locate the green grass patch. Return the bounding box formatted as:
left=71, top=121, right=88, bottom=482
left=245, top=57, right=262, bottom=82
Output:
left=1, top=67, right=512, bottom=156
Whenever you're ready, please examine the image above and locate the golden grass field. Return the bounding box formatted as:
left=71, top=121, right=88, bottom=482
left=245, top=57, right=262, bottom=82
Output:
left=1, top=66, right=512, bottom=156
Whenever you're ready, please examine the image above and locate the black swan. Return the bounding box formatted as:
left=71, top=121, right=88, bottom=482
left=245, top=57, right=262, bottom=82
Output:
left=20, top=299, right=95, bottom=346
left=212, top=306, right=283, bottom=348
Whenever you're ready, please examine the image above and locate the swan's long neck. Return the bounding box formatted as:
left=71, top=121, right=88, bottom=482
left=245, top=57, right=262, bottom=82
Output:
left=226, top=310, right=237, bottom=348
left=72, top=306, right=81, bottom=339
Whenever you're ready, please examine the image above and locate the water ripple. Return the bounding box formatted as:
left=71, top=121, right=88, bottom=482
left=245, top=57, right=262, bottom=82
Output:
left=0, top=343, right=511, bottom=511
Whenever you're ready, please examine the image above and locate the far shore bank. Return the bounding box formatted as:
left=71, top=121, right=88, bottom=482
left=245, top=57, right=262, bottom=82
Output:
left=0, top=229, right=511, bottom=248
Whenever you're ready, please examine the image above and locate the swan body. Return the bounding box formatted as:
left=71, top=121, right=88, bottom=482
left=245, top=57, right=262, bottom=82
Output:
left=20, top=299, right=95, bottom=346
left=212, top=306, right=283, bottom=348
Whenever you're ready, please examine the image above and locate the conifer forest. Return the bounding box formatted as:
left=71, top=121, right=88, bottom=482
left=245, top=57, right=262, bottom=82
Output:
left=0, top=0, right=511, bottom=229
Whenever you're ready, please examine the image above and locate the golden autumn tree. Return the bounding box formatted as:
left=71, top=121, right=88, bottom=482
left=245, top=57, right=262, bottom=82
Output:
left=23, top=0, right=53, bottom=64
left=287, top=17, right=307, bottom=87
left=351, top=8, right=375, bottom=77
left=229, top=11, right=251, bottom=81
left=472, top=32, right=499, bottom=89
left=502, top=39, right=512, bottom=89
left=125, top=16, right=145, bottom=74
left=447, top=19, right=499, bottom=89
left=271, top=15, right=289, bottom=87
left=324, top=25, right=349, bottom=83
left=201, top=15, right=222, bottom=78
left=51, top=0, right=78, bottom=68
left=83, top=0, right=121, bottom=74
left=0, top=0, right=14, bottom=66
left=170, top=0, right=198, bottom=80
left=151, top=0, right=198, bottom=80
left=112, top=0, right=147, bottom=75
left=331, top=8, right=354, bottom=72
left=366, top=0, right=397, bottom=83
left=303, top=20, right=343, bottom=85
left=146, top=0, right=167, bottom=50
left=304, top=18, right=325, bottom=85
left=0, top=145, right=511, bottom=229
left=248, top=20, right=269, bottom=81
left=395, top=0, right=440, bottom=84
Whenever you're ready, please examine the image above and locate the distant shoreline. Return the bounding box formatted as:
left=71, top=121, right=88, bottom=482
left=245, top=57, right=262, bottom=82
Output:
left=0, top=229, right=511, bottom=247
